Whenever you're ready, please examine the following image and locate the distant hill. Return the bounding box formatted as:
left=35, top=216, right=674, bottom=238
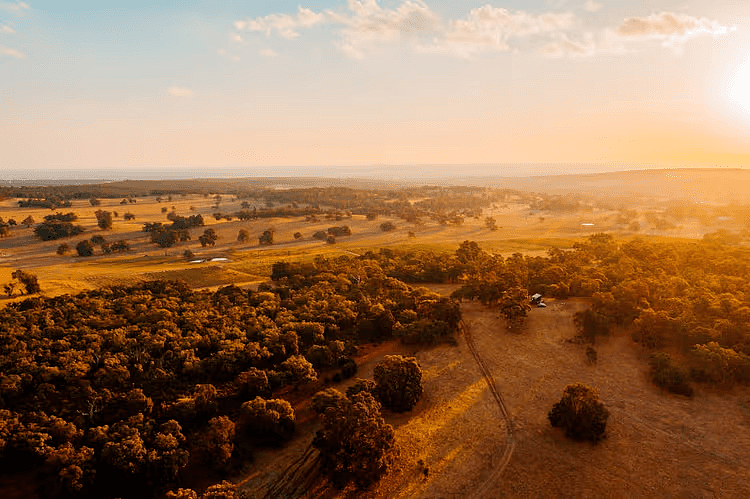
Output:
left=2, top=167, right=748, bottom=204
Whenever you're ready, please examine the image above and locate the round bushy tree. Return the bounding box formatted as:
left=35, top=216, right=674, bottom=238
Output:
left=548, top=383, right=609, bottom=442
left=237, top=397, right=295, bottom=446
left=373, top=355, right=423, bottom=412
left=313, top=390, right=394, bottom=488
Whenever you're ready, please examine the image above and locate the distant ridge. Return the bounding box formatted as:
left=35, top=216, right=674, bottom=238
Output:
left=1, top=167, right=747, bottom=203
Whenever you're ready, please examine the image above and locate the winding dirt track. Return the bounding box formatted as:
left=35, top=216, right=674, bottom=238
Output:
left=460, top=319, right=515, bottom=498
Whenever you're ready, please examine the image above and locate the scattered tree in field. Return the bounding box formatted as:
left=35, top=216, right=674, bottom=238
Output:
left=199, top=228, right=218, bottom=247
left=184, top=249, right=195, bottom=259
left=373, top=355, right=423, bottom=412
left=161, top=207, right=168, bottom=213
left=328, top=226, right=351, bottom=237
left=312, top=230, right=327, bottom=240
left=548, top=383, right=609, bottom=442
left=34, top=217, right=85, bottom=240
left=76, top=240, right=95, bottom=257
left=326, top=235, right=336, bottom=244
left=0, top=223, right=9, bottom=237
left=379, top=221, right=397, bottom=232
left=259, top=229, right=274, bottom=245
left=22, top=215, right=34, bottom=227
left=89, top=198, right=101, bottom=206
left=57, top=243, right=71, bottom=255
left=313, top=390, right=394, bottom=488
left=124, top=212, right=135, bottom=221
left=237, top=229, right=249, bottom=243
left=237, top=397, right=295, bottom=445
left=7, top=270, right=41, bottom=295
left=485, top=216, right=498, bottom=231
left=293, top=232, right=302, bottom=240
left=91, top=235, right=107, bottom=245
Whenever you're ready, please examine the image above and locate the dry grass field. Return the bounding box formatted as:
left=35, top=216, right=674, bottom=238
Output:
left=238, top=297, right=750, bottom=498
left=0, top=192, right=725, bottom=298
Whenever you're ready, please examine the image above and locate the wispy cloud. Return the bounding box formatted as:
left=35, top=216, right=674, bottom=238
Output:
left=259, top=48, right=277, bottom=58
left=1, top=25, right=16, bottom=34
left=168, top=86, right=193, bottom=97
left=0, top=45, right=24, bottom=58
left=583, top=0, right=603, bottom=13
left=0, top=1, right=29, bottom=14
left=614, top=12, right=731, bottom=45
left=235, top=1, right=732, bottom=60
left=235, top=6, right=325, bottom=40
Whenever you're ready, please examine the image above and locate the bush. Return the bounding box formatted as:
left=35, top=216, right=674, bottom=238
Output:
left=373, top=355, right=423, bottom=413
left=237, top=229, right=249, bottom=243
left=379, top=222, right=397, bottom=232
left=548, top=383, right=609, bottom=442
left=56, top=243, right=70, bottom=255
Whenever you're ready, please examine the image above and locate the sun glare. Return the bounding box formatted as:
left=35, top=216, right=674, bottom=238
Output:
left=730, top=54, right=750, bottom=114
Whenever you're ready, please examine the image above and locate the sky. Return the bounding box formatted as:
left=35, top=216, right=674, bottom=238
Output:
left=2, top=0, right=750, bottom=178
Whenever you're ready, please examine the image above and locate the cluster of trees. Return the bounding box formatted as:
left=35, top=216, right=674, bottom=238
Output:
left=0, top=249, right=459, bottom=496
left=3, top=269, right=41, bottom=297
left=142, top=215, right=205, bottom=248
left=34, top=213, right=85, bottom=241
left=71, top=236, right=131, bottom=257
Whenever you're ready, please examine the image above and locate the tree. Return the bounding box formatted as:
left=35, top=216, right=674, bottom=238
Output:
left=548, top=383, right=609, bottom=442
left=373, top=355, right=423, bottom=412
left=280, top=355, right=317, bottom=387
left=313, top=390, right=394, bottom=488
left=10, top=270, right=41, bottom=295
left=237, top=229, right=249, bottom=243
left=94, top=210, right=113, bottom=230
left=57, top=243, right=70, bottom=255
left=199, top=228, right=218, bottom=247
left=485, top=216, right=499, bottom=231
left=293, top=232, right=302, bottom=240
left=259, top=229, right=274, bottom=245
left=22, top=215, right=35, bottom=227
left=379, top=221, right=397, bottom=232
left=124, top=212, right=135, bottom=221
left=237, top=397, right=295, bottom=445
left=76, top=240, right=95, bottom=257
left=198, top=416, right=235, bottom=472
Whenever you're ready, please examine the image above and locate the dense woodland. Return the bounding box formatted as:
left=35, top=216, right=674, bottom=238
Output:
left=0, top=254, right=459, bottom=498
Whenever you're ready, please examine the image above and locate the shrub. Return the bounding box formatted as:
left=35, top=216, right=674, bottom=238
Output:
left=237, top=229, right=249, bottom=243
left=56, top=243, right=70, bottom=255
left=548, top=383, right=609, bottom=442
left=259, top=229, right=274, bottom=245
left=124, top=213, right=135, bottom=220
left=379, top=221, right=397, bottom=232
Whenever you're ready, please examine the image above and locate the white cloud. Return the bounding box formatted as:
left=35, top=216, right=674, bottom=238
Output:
left=0, top=45, right=24, bottom=58
left=168, top=86, right=193, bottom=97
left=1, top=25, right=16, bottom=34
left=584, top=0, right=602, bottom=13
left=238, top=5, right=325, bottom=40
left=0, top=1, right=29, bottom=14
left=235, top=2, right=732, bottom=60
left=259, top=48, right=277, bottom=57
left=614, top=12, right=731, bottom=46
left=231, top=33, right=243, bottom=43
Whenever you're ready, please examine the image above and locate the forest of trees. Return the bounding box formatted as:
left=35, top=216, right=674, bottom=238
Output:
left=0, top=255, right=459, bottom=497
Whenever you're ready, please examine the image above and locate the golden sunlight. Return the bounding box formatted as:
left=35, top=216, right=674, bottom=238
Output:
left=730, top=53, right=750, bottom=114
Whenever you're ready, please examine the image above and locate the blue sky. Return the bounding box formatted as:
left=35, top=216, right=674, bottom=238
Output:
left=2, top=1, right=750, bottom=176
